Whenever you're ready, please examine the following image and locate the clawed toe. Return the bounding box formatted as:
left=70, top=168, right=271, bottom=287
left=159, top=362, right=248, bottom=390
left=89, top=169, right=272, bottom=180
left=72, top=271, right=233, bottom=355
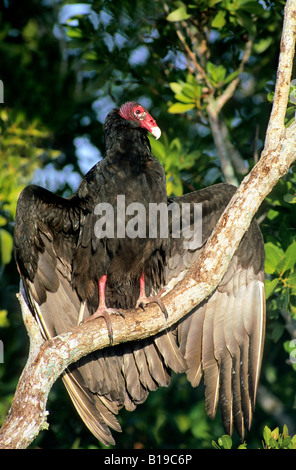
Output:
left=136, top=295, right=168, bottom=319
left=84, top=307, right=124, bottom=344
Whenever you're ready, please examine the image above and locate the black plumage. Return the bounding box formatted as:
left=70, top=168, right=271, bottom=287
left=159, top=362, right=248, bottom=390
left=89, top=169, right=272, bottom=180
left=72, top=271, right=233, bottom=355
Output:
left=14, top=102, right=265, bottom=445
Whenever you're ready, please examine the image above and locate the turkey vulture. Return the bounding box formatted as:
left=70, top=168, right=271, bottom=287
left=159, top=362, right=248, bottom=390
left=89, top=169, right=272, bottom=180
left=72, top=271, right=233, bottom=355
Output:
left=14, top=101, right=265, bottom=445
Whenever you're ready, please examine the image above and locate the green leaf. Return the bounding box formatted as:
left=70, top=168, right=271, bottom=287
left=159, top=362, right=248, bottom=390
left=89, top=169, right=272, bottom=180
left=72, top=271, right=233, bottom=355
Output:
left=65, top=27, right=84, bottom=39
left=174, top=93, right=194, bottom=104
left=169, top=82, right=184, bottom=95
left=182, top=83, right=196, bottom=99
left=284, top=339, right=296, bottom=366
left=283, top=424, right=289, bottom=438
left=291, top=435, right=296, bottom=449
left=206, top=62, right=226, bottom=85
left=265, top=278, right=279, bottom=299
left=222, top=70, right=240, bottom=86
left=0, top=228, right=13, bottom=266
left=264, top=242, right=284, bottom=274
left=175, top=414, right=190, bottom=433
left=218, top=435, right=232, bottom=449
left=283, top=193, right=296, bottom=204
left=254, top=37, right=273, bottom=54
left=168, top=103, right=195, bottom=114
left=149, top=137, right=166, bottom=161
left=267, top=208, right=279, bottom=221
left=167, top=6, right=191, bottom=22
left=282, top=436, right=291, bottom=448
left=271, top=322, right=285, bottom=343
left=212, top=440, right=221, bottom=449
left=263, top=426, right=272, bottom=446
left=237, top=442, right=247, bottom=449
left=0, top=215, right=7, bottom=227
left=208, top=0, right=223, bottom=6
left=285, top=273, right=296, bottom=289
left=237, top=0, right=264, bottom=15
left=281, top=242, right=296, bottom=274
left=271, top=427, right=280, bottom=440
left=211, top=10, right=226, bottom=29
left=269, top=436, right=279, bottom=448
left=0, top=310, right=9, bottom=328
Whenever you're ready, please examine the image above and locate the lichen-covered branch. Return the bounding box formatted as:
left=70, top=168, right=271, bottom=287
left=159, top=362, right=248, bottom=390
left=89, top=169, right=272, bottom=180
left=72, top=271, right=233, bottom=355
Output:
left=0, top=0, right=296, bottom=451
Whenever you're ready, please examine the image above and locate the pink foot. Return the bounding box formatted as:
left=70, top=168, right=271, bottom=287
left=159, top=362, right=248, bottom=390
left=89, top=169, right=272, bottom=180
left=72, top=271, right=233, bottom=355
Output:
left=84, top=306, right=124, bottom=343
left=84, top=275, right=124, bottom=343
left=136, top=273, right=168, bottom=319
left=136, top=295, right=168, bottom=319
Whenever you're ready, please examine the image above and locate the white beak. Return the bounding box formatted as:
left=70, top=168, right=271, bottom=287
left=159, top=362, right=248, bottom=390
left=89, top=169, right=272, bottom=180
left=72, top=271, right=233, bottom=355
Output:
left=151, top=126, right=161, bottom=140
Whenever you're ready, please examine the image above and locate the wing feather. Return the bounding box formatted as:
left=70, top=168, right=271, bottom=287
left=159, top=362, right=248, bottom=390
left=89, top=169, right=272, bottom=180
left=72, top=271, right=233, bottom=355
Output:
left=165, top=185, right=265, bottom=439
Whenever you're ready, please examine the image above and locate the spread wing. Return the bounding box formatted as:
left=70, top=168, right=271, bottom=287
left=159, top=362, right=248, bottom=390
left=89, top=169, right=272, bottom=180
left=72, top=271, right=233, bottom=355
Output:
left=14, top=182, right=265, bottom=444
left=162, top=184, right=266, bottom=439
left=14, top=184, right=185, bottom=446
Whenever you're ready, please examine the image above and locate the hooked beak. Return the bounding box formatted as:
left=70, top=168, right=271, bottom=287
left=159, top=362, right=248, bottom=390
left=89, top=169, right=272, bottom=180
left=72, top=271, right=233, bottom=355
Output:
left=150, top=126, right=161, bottom=140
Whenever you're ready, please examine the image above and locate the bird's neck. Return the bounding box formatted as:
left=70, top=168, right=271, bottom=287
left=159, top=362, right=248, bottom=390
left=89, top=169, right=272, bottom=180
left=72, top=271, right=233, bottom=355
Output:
left=104, top=114, right=153, bottom=164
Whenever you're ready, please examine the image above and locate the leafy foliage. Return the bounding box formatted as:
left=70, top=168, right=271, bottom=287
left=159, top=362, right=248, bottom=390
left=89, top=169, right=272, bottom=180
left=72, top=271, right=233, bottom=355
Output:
left=0, top=108, right=60, bottom=270
left=213, top=425, right=296, bottom=449
left=0, top=0, right=295, bottom=450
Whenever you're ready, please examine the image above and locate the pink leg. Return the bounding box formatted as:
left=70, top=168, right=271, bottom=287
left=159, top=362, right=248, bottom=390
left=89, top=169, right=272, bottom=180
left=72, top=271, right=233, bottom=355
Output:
left=139, top=272, right=146, bottom=298
left=84, top=275, right=124, bottom=343
left=98, top=275, right=108, bottom=309
left=136, top=273, right=168, bottom=319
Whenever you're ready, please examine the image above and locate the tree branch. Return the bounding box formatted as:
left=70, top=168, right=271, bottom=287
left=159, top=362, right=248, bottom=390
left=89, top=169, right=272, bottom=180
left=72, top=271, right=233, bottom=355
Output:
left=1, top=0, right=296, bottom=450
left=207, top=109, right=240, bottom=185
left=215, top=38, right=253, bottom=115
left=206, top=38, right=253, bottom=185
left=175, top=27, right=214, bottom=90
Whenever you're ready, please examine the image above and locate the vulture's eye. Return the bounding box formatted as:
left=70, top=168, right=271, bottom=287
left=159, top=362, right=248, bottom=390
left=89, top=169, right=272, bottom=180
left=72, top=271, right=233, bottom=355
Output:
left=134, top=108, right=146, bottom=119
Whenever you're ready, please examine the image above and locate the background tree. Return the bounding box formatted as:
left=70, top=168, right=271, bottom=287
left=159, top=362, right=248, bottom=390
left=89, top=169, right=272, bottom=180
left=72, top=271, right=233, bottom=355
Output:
left=0, top=0, right=296, bottom=449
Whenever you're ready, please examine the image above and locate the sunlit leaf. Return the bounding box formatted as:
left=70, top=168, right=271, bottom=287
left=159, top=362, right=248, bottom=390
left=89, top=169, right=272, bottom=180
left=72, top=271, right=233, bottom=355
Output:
left=0, top=229, right=13, bottom=266
left=218, top=435, right=232, bottom=449
left=263, top=426, right=272, bottom=446
left=265, top=278, right=279, bottom=299
left=174, top=93, right=194, bottom=104
left=169, top=82, right=184, bottom=95
left=211, top=10, right=226, bottom=29
left=0, top=310, right=9, bottom=328
left=280, top=242, right=296, bottom=274
left=166, top=5, right=191, bottom=22
left=283, top=193, right=296, bottom=204
left=168, top=103, right=195, bottom=113
left=264, top=242, right=284, bottom=274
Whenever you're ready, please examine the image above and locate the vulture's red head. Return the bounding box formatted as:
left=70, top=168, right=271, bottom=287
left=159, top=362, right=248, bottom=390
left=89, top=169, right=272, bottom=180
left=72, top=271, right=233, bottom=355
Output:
left=119, top=102, right=161, bottom=140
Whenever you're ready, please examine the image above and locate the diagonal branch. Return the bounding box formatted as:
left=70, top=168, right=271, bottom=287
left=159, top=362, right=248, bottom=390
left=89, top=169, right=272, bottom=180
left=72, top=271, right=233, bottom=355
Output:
left=175, top=27, right=213, bottom=90
left=1, top=0, right=296, bottom=450
left=215, top=38, right=253, bottom=115
left=206, top=38, right=253, bottom=185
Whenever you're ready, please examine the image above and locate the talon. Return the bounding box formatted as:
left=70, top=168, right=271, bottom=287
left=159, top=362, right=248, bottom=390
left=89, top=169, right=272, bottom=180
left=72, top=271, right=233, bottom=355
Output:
left=138, top=301, right=146, bottom=312
left=83, top=308, right=116, bottom=344
left=136, top=273, right=168, bottom=319
left=136, top=295, right=168, bottom=319
left=84, top=275, right=125, bottom=344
